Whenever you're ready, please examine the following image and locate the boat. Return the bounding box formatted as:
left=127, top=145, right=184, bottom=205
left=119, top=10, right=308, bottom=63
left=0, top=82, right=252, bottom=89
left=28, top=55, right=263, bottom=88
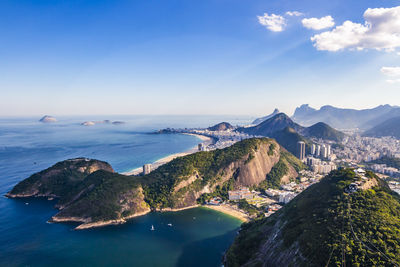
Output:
left=150, top=225, right=155, bottom=231
left=167, top=223, right=172, bottom=227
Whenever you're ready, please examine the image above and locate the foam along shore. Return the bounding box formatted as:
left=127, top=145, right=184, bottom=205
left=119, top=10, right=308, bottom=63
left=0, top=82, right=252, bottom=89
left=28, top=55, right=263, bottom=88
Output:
left=202, top=204, right=250, bottom=222
left=122, top=133, right=214, bottom=176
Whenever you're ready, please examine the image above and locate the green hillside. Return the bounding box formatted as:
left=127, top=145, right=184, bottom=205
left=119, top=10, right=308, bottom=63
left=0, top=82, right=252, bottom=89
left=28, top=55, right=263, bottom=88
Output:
left=225, top=169, right=400, bottom=266
left=304, top=122, right=346, bottom=142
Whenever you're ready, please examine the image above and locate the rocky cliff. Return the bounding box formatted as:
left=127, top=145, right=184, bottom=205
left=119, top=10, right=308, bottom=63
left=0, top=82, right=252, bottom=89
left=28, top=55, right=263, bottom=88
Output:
left=6, top=138, right=304, bottom=229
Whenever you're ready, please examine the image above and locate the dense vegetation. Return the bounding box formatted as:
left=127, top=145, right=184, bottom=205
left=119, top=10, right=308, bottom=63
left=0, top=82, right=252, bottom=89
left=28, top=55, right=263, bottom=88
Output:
left=141, top=138, right=273, bottom=208
left=57, top=170, right=144, bottom=221
left=226, top=169, right=400, bottom=266
left=257, top=158, right=288, bottom=190
left=257, top=150, right=305, bottom=190
left=9, top=138, right=306, bottom=227
left=304, top=122, right=345, bottom=142
left=8, top=158, right=113, bottom=197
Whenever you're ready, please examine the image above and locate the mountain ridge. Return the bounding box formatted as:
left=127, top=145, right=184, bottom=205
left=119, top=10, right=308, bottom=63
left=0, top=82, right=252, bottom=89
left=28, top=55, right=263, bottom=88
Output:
left=225, top=168, right=400, bottom=266
left=363, top=116, right=400, bottom=139
left=292, top=104, right=400, bottom=129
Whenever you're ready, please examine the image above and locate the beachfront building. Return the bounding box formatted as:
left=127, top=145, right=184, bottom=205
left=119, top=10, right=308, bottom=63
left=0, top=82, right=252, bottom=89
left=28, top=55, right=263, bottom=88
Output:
left=228, top=187, right=253, bottom=200
left=198, top=143, right=206, bottom=151
left=143, top=164, right=152, bottom=175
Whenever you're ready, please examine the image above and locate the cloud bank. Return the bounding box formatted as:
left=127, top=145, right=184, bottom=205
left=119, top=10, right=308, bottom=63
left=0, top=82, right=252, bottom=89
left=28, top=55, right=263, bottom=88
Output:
left=302, top=16, right=335, bottom=30
left=381, top=66, right=400, bottom=83
left=310, top=6, right=400, bottom=52
left=257, top=13, right=286, bottom=32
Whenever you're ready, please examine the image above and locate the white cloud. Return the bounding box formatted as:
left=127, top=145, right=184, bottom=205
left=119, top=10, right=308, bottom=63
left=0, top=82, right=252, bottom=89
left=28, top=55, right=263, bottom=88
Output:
left=258, top=13, right=286, bottom=32
left=310, top=6, right=400, bottom=52
left=302, top=16, right=335, bottom=30
left=286, top=11, right=303, bottom=17
left=386, top=79, right=400, bottom=84
left=381, top=66, right=400, bottom=77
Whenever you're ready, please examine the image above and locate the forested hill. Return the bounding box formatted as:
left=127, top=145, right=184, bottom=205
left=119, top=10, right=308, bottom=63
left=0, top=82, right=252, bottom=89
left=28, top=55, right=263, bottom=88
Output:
left=225, top=169, right=400, bottom=266
left=7, top=138, right=304, bottom=229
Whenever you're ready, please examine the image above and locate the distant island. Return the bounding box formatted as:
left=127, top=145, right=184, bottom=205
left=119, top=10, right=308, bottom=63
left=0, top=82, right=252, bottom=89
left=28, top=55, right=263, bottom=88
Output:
left=81, top=120, right=125, bottom=126
left=39, top=115, right=57, bottom=123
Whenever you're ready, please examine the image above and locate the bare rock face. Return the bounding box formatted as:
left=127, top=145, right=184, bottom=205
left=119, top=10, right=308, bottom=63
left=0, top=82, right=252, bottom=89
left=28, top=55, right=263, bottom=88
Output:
left=168, top=140, right=300, bottom=208
left=6, top=138, right=304, bottom=229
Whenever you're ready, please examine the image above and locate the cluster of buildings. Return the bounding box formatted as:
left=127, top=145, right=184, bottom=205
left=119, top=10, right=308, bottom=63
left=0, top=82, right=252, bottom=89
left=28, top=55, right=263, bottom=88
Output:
left=370, top=164, right=400, bottom=177
left=335, top=136, right=400, bottom=163
left=228, top=187, right=254, bottom=200
left=296, top=141, right=338, bottom=174
left=191, top=129, right=253, bottom=150
left=310, top=143, right=332, bottom=159
left=306, top=157, right=337, bottom=174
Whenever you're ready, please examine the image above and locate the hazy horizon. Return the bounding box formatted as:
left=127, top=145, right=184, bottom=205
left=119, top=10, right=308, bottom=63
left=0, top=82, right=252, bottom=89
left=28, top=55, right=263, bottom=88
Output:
left=1, top=0, right=399, bottom=116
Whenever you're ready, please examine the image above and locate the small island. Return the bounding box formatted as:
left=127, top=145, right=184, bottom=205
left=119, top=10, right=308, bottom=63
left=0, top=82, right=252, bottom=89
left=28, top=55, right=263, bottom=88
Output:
left=39, top=115, right=57, bottom=123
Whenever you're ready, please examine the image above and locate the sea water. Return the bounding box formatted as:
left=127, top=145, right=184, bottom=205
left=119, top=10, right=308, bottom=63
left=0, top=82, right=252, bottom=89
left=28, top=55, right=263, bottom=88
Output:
left=0, top=115, right=250, bottom=267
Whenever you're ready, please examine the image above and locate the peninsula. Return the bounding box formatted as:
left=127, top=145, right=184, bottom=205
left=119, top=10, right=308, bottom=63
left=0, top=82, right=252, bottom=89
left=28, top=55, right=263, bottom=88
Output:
left=6, top=138, right=304, bottom=229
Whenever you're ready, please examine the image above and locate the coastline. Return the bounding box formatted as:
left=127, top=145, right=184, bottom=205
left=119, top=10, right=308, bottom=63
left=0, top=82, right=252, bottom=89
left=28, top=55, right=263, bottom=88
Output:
left=51, top=203, right=248, bottom=230
left=202, top=204, right=250, bottom=222
left=122, top=133, right=214, bottom=176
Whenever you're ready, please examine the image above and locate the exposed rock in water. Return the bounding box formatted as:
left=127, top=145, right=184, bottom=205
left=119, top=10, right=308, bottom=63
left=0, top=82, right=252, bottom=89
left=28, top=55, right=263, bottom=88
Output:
left=39, top=115, right=57, bottom=123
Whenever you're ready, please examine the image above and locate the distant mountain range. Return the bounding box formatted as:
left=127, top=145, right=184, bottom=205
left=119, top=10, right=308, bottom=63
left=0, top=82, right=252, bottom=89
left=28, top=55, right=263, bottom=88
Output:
left=292, top=104, right=400, bottom=130
left=363, top=116, right=400, bottom=139
left=252, top=108, right=280, bottom=125
left=240, top=113, right=303, bottom=137
left=238, top=113, right=345, bottom=155
left=240, top=113, right=344, bottom=140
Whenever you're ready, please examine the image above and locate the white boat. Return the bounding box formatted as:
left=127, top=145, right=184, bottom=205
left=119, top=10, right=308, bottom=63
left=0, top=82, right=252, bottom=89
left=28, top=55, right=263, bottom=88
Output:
left=167, top=223, right=172, bottom=227
left=150, top=225, right=155, bottom=231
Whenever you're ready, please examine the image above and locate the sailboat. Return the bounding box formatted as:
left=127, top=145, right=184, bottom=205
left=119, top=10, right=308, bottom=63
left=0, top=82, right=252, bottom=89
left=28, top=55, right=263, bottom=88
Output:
left=150, top=225, right=155, bottom=231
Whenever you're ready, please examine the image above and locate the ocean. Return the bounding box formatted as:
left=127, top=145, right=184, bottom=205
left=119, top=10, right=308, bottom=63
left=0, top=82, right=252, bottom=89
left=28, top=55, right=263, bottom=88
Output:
left=0, top=115, right=251, bottom=267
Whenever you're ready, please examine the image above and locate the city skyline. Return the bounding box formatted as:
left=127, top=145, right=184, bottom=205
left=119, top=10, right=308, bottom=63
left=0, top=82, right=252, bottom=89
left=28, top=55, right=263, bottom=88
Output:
left=1, top=0, right=399, bottom=116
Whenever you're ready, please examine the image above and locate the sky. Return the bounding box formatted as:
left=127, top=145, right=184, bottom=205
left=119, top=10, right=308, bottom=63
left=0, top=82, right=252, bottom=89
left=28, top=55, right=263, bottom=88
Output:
left=0, top=0, right=399, bottom=116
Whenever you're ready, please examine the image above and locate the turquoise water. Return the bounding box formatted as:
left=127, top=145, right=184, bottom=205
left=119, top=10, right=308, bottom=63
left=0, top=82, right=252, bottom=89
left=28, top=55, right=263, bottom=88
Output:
left=0, top=115, right=248, bottom=267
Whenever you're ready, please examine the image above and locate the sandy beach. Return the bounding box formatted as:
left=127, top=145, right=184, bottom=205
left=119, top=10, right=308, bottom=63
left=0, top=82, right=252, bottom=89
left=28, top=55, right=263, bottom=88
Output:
left=122, top=133, right=214, bottom=176
left=202, top=204, right=250, bottom=222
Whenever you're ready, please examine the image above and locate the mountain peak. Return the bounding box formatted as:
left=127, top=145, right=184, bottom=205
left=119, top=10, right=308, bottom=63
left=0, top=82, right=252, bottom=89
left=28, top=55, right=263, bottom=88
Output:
left=252, top=108, right=281, bottom=125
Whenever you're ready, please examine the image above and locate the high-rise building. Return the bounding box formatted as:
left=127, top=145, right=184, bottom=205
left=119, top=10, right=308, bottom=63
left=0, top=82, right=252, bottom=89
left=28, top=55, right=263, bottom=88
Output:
left=321, top=145, right=328, bottom=158
left=311, top=144, right=316, bottom=155
left=143, top=164, right=152, bottom=175
left=327, top=144, right=331, bottom=156
left=297, top=141, right=306, bottom=160
left=316, top=145, right=321, bottom=157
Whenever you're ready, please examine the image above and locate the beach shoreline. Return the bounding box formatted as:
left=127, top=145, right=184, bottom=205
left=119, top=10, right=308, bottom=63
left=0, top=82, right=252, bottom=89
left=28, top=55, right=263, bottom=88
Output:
left=202, top=204, right=250, bottom=222
left=122, top=133, right=215, bottom=176
left=58, top=204, right=246, bottom=230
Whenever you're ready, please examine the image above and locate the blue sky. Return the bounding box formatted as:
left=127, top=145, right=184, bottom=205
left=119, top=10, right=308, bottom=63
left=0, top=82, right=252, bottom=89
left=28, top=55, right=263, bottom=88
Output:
left=1, top=0, right=399, bottom=116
